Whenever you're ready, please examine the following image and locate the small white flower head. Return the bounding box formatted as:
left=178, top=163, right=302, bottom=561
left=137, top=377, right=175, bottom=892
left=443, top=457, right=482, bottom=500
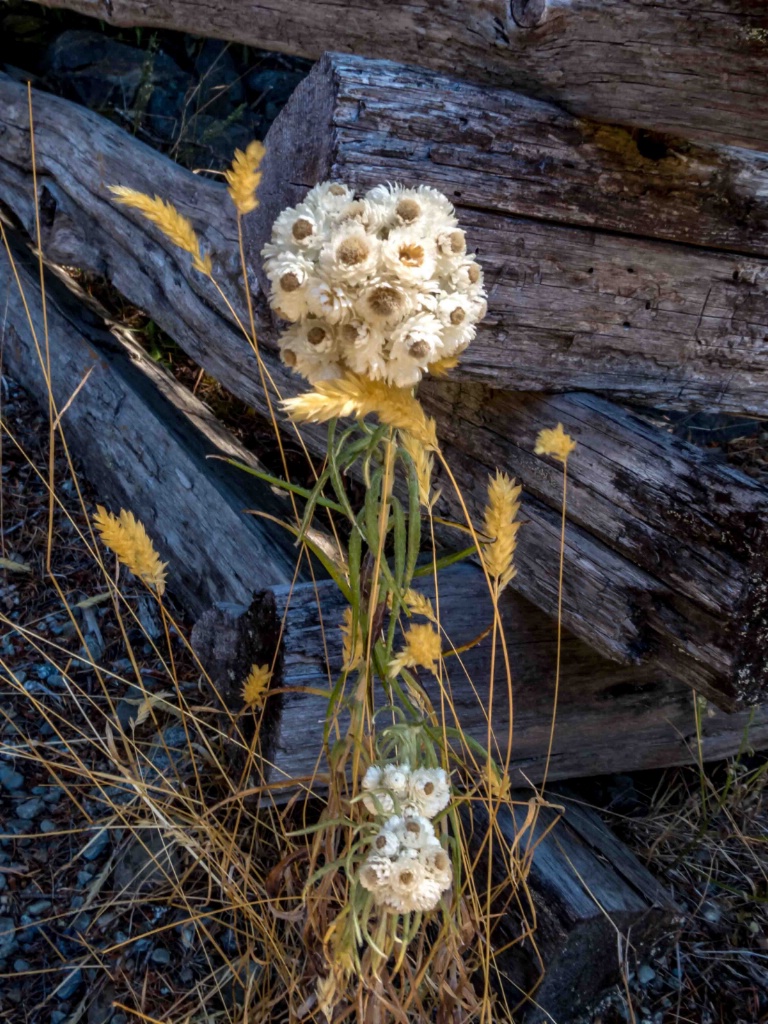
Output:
left=304, top=181, right=354, bottom=213
left=262, top=180, right=485, bottom=385
left=362, top=765, right=383, bottom=791
left=451, top=257, right=484, bottom=294
left=389, top=854, right=426, bottom=900
left=408, top=767, right=451, bottom=819
left=362, top=790, right=395, bottom=816
left=394, top=813, right=436, bottom=850
left=356, top=278, right=412, bottom=327
left=407, top=875, right=445, bottom=912
left=382, top=762, right=410, bottom=796
left=359, top=854, right=392, bottom=892
left=436, top=227, right=467, bottom=259
left=320, top=223, right=379, bottom=285
left=381, top=227, right=436, bottom=285
left=340, top=322, right=388, bottom=380
left=306, top=275, right=354, bottom=324
left=279, top=321, right=343, bottom=382
left=370, top=825, right=400, bottom=859
left=420, top=844, right=453, bottom=888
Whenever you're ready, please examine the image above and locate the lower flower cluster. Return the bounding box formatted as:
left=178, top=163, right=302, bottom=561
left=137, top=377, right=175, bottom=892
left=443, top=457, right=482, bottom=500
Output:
left=358, top=763, right=453, bottom=913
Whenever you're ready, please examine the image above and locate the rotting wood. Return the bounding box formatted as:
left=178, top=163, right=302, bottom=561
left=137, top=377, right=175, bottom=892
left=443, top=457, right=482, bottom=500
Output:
left=6, top=67, right=768, bottom=415
left=33, top=0, right=768, bottom=152
left=3, top=72, right=768, bottom=703
left=468, top=795, right=678, bottom=1023
left=0, top=226, right=302, bottom=616
left=258, top=565, right=768, bottom=791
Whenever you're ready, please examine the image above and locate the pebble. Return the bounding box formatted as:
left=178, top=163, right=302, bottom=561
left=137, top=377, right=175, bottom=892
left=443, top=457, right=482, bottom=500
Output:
left=637, top=963, right=656, bottom=985
left=13, top=958, right=30, bottom=972
left=27, top=899, right=52, bottom=916
left=15, top=797, right=43, bottom=819
left=0, top=766, right=24, bottom=791
left=151, top=947, right=171, bottom=965
left=39, top=819, right=57, bottom=834
left=81, top=827, right=110, bottom=861
left=0, top=917, right=17, bottom=959
left=57, top=967, right=83, bottom=999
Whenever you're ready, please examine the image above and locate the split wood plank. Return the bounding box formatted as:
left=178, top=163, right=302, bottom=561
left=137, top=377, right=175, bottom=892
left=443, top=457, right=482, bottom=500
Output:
left=422, top=382, right=768, bottom=709
left=259, top=565, right=768, bottom=791
left=0, top=226, right=301, bottom=615
left=248, top=54, right=768, bottom=414
left=34, top=0, right=768, bottom=152
left=468, top=796, right=678, bottom=1022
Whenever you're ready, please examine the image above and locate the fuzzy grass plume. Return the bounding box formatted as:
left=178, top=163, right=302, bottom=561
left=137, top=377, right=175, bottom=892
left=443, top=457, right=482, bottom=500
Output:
left=389, top=622, right=442, bottom=677
left=283, top=373, right=438, bottom=449
left=482, top=471, right=522, bottom=591
left=535, top=422, right=577, bottom=463
left=108, top=186, right=213, bottom=275
left=225, top=140, right=266, bottom=215
left=94, top=505, right=167, bottom=595
left=242, top=663, right=272, bottom=706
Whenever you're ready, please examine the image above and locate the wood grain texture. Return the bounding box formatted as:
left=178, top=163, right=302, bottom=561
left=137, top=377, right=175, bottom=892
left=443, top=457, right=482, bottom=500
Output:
left=34, top=0, right=768, bottom=152
left=263, top=565, right=768, bottom=789
left=469, top=796, right=677, bottom=1022
left=0, top=229, right=299, bottom=616
left=423, top=383, right=768, bottom=708
left=6, top=67, right=768, bottom=415
left=3, top=73, right=768, bottom=702
left=247, top=54, right=768, bottom=414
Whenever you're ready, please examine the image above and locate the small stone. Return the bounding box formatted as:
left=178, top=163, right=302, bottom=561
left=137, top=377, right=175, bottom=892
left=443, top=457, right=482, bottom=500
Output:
left=76, top=870, right=93, bottom=886
left=13, top=958, right=30, bottom=972
left=151, top=947, right=171, bottom=965
left=51, top=1013, right=67, bottom=1024
left=39, top=819, right=57, bottom=834
left=27, top=899, right=52, bottom=916
left=81, top=827, right=110, bottom=861
left=0, top=917, right=17, bottom=959
left=15, top=797, right=43, bottom=819
left=637, top=963, right=656, bottom=985
left=57, top=967, right=83, bottom=1000
left=0, top=766, right=24, bottom=791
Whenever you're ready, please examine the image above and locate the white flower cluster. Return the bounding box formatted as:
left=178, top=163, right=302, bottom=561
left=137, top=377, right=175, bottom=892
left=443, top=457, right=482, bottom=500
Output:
left=358, top=763, right=453, bottom=913
left=261, top=182, right=487, bottom=387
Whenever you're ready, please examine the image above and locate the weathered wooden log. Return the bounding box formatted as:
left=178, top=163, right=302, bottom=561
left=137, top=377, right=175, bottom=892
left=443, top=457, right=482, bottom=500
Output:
left=3, top=72, right=768, bottom=704
left=423, top=383, right=768, bottom=709
left=33, top=0, right=768, bottom=152
left=468, top=796, right=678, bottom=1022
left=0, top=226, right=300, bottom=615
left=6, top=64, right=768, bottom=415
left=260, top=565, right=768, bottom=789
left=248, top=54, right=768, bottom=413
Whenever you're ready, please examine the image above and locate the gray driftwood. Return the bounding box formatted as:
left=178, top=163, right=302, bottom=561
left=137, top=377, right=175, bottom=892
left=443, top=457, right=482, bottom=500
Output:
left=469, top=796, right=678, bottom=1022
left=3, top=72, right=768, bottom=704
left=260, top=565, right=768, bottom=790
left=0, top=226, right=299, bottom=615
left=34, top=0, right=768, bottom=152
